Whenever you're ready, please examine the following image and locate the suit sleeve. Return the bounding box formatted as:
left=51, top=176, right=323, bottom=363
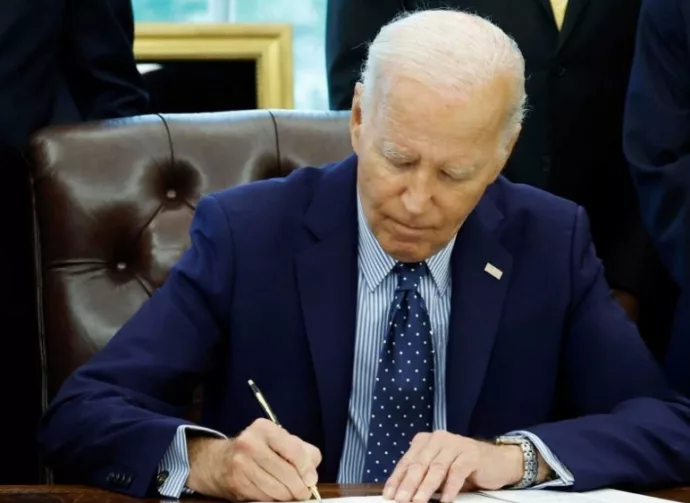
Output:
left=61, top=0, right=148, bottom=119
left=326, top=0, right=403, bottom=110
left=623, top=0, right=690, bottom=288
left=37, top=195, right=233, bottom=498
left=525, top=207, right=690, bottom=492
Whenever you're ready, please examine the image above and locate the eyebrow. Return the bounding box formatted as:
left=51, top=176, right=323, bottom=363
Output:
left=444, top=164, right=479, bottom=178
left=380, top=141, right=418, bottom=162
left=381, top=140, right=480, bottom=177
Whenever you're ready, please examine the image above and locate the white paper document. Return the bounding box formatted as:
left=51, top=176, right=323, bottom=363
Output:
left=272, top=490, right=667, bottom=503
left=480, top=488, right=667, bottom=502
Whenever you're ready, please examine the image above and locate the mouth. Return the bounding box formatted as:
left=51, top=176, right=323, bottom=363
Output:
left=389, top=218, right=431, bottom=240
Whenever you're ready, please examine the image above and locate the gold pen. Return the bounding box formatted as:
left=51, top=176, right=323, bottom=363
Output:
left=248, top=379, right=322, bottom=502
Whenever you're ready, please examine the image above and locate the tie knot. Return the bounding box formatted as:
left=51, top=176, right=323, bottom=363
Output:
left=394, top=262, right=427, bottom=291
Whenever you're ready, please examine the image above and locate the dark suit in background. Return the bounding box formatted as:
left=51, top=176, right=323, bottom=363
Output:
left=326, top=0, right=678, bottom=360
left=0, top=0, right=148, bottom=151
left=624, top=0, right=690, bottom=395
left=0, top=0, right=147, bottom=483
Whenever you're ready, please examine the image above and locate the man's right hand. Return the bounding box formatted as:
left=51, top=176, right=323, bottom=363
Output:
left=186, top=418, right=322, bottom=501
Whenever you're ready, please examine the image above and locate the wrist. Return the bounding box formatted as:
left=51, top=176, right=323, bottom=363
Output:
left=494, top=436, right=539, bottom=489
left=496, top=444, right=524, bottom=487
left=187, top=437, right=231, bottom=496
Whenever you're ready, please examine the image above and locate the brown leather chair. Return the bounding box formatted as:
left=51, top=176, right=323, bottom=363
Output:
left=28, top=110, right=352, bottom=481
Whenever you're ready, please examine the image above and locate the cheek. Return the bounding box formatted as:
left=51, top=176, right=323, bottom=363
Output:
left=362, top=163, right=403, bottom=207
left=438, top=185, right=484, bottom=225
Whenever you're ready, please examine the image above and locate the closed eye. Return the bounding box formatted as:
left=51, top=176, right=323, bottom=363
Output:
left=386, top=156, right=417, bottom=169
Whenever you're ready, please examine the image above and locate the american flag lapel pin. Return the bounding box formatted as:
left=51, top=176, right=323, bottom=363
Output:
left=484, top=262, right=503, bottom=280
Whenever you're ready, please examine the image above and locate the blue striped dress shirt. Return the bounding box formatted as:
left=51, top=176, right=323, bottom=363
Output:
left=156, top=194, right=574, bottom=497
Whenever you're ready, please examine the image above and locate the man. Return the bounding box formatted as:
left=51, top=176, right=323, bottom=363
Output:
left=326, top=0, right=680, bottom=358
left=0, top=0, right=148, bottom=151
left=624, top=0, right=690, bottom=395
left=38, top=10, right=690, bottom=502
left=0, top=0, right=147, bottom=484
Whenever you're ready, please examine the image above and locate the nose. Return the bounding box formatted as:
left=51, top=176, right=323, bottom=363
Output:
left=401, top=171, right=432, bottom=215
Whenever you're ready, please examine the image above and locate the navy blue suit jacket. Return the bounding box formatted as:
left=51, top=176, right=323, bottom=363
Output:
left=38, top=155, right=690, bottom=497
left=624, top=0, right=690, bottom=395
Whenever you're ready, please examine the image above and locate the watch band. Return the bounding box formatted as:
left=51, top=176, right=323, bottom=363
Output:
left=494, top=435, right=539, bottom=489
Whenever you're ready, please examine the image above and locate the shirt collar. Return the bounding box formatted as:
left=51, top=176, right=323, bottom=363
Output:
left=357, top=192, right=455, bottom=295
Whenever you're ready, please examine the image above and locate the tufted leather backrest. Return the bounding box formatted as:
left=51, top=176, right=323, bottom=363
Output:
left=29, top=110, right=352, bottom=416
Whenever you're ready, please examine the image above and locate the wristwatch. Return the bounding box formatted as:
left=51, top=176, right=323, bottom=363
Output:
left=494, top=435, right=539, bottom=489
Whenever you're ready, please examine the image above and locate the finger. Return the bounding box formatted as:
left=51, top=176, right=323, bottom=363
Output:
left=440, top=453, right=475, bottom=503
left=245, top=457, right=295, bottom=501
left=305, top=442, right=323, bottom=467
left=246, top=477, right=276, bottom=502
left=395, top=434, right=444, bottom=502
left=384, top=433, right=431, bottom=499
left=234, top=465, right=274, bottom=501
left=266, top=429, right=319, bottom=487
left=413, top=448, right=460, bottom=503
left=254, top=440, right=312, bottom=501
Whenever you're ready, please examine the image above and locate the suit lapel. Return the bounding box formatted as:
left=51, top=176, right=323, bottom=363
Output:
left=445, top=186, right=513, bottom=435
left=296, top=155, right=359, bottom=481
left=558, top=0, right=591, bottom=51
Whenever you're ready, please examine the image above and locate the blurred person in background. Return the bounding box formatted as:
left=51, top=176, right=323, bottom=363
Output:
left=0, top=0, right=147, bottom=484
left=0, top=0, right=148, bottom=151
left=624, top=0, right=690, bottom=395
left=327, top=0, right=679, bottom=362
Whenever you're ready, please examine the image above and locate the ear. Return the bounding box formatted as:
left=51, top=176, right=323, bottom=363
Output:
left=349, top=83, right=365, bottom=155
left=491, top=124, right=521, bottom=182
left=505, top=124, right=521, bottom=158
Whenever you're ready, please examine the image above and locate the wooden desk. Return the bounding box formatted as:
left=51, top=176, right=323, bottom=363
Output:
left=0, top=485, right=687, bottom=503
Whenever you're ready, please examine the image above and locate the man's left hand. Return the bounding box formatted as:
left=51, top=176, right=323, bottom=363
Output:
left=382, top=431, right=525, bottom=503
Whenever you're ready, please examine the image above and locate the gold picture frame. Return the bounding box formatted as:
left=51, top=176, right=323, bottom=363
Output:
left=133, top=23, right=293, bottom=109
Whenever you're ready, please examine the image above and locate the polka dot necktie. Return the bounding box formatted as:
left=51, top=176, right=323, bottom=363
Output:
left=362, top=262, right=435, bottom=483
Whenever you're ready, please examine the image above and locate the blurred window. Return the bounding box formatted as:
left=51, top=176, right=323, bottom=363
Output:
left=132, top=0, right=328, bottom=109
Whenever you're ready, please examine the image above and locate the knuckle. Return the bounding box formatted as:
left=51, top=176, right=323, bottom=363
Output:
left=310, top=445, right=323, bottom=464
left=287, top=434, right=304, bottom=452
left=252, top=417, right=274, bottom=431
left=448, top=462, right=466, bottom=478
left=233, top=435, right=254, bottom=454
left=446, top=472, right=466, bottom=487
left=228, top=448, right=244, bottom=469
left=429, top=460, right=447, bottom=473
left=396, top=458, right=410, bottom=471
left=407, top=461, right=426, bottom=475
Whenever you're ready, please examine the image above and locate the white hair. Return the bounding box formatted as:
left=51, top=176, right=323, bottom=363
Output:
left=360, top=9, right=527, bottom=145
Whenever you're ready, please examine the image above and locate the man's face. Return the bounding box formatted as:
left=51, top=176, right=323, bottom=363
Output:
left=350, top=73, right=519, bottom=263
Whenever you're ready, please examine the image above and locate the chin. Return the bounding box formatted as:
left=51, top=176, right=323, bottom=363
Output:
left=383, top=241, right=431, bottom=263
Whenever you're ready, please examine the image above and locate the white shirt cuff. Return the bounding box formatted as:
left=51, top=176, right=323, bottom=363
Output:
left=157, top=424, right=228, bottom=498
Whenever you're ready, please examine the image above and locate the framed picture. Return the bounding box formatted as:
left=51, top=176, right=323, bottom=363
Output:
left=133, top=23, right=293, bottom=113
